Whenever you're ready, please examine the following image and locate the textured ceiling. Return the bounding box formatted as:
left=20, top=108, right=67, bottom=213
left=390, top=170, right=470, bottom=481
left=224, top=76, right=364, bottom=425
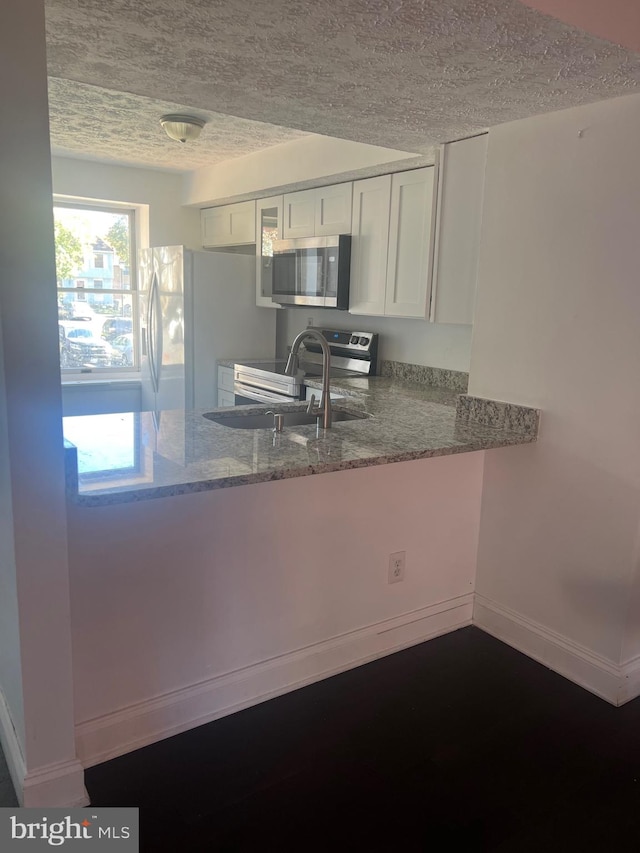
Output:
left=48, top=78, right=310, bottom=172
left=45, top=0, right=640, bottom=171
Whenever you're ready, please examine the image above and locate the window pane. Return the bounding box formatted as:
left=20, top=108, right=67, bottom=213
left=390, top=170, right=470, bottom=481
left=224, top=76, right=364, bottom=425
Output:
left=54, top=202, right=137, bottom=374
left=58, top=292, right=136, bottom=370
left=54, top=207, right=132, bottom=291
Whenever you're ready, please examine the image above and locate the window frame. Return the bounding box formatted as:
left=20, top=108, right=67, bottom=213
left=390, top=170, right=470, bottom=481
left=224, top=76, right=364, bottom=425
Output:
left=54, top=200, right=140, bottom=379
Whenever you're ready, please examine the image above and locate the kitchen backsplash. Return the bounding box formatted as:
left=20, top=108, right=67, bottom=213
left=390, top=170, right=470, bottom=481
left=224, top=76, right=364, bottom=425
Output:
left=380, top=360, right=469, bottom=392
left=276, top=308, right=473, bottom=373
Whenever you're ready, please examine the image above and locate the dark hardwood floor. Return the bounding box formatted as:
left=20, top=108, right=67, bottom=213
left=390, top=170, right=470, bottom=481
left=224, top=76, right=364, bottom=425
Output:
left=80, top=627, right=640, bottom=851
left=0, top=743, right=17, bottom=808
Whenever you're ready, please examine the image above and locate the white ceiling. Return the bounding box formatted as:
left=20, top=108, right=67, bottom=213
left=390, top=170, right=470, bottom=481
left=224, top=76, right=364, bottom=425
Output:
left=44, top=0, right=640, bottom=173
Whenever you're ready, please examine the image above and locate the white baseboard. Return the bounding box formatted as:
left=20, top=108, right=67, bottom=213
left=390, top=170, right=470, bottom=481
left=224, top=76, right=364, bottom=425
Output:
left=23, top=759, right=89, bottom=808
left=76, top=594, right=473, bottom=768
left=473, top=594, right=640, bottom=706
left=620, top=653, right=640, bottom=705
left=0, top=688, right=88, bottom=807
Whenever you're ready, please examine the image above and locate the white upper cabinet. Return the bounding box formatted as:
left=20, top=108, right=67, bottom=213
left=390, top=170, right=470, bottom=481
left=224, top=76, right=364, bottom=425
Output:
left=201, top=200, right=256, bottom=247
left=349, top=167, right=437, bottom=318
left=314, top=183, right=353, bottom=236
left=385, top=167, right=437, bottom=318
left=283, top=183, right=353, bottom=238
left=430, top=134, right=488, bottom=325
left=255, top=196, right=283, bottom=308
left=348, top=175, right=392, bottom=316
left=282, top=189, right=316, bottom=238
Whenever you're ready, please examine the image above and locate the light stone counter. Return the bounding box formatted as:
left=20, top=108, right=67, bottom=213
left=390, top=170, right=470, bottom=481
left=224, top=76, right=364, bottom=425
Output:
left=63, top=375, right=539, bottom=506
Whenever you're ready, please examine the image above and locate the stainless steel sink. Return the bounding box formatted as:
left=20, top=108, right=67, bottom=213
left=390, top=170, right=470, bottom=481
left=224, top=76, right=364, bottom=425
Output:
left=204, top=409, right=368, bottom=429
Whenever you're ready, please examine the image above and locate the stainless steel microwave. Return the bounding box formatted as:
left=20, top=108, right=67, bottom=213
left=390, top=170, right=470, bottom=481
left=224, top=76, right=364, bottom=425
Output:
left=271, top=235, right=351, bottom=309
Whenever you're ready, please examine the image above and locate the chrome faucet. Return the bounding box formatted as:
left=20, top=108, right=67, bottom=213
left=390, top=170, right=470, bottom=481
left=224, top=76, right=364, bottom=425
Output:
left=285, top=329, right=332, bottom=429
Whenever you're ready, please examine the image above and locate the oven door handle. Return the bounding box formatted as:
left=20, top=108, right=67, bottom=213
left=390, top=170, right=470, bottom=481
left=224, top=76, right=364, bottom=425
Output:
left=234, top=382, right=295, bottom=404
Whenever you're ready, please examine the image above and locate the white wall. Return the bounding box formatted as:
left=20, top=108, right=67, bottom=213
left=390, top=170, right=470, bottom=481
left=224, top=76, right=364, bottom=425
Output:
left=51, top=157, right=201, bottom=249
left=0, top=0, right=86, bottom=805
left=62, top=382, right=141, bottom=416
left=469, top=93, right=640, bottom=673
left=66, top=452, right=483, bottom=765
left=184, top=135, right=425, bottom=207
left=278, top=309, right=472, bottom=372
left=0, top=314, right=24, bottom=751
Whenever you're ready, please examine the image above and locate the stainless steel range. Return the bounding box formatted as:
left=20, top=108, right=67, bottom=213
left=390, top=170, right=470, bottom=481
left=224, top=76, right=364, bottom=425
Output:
left=233, top=328, right=378, bottom=405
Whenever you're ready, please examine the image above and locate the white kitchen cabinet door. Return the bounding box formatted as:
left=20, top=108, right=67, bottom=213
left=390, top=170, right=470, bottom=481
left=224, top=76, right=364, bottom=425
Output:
left=255, top=196, right=283, bottom=308
left=217, top=366, right=236, bottom=407
left=384, top=167, right=437, bottom=319
left=217, top=389, right=236, bottom=407
left=314, top=183, right=353, bottom=235
left=282, top=189, right=316, bottom=238
left=430, top=134, right=488, bottom=325
left=348, top=175, right=392, bottom=316
left=201, top=200, right=256, bottom=247
left=217, top=365, right=234, bottom=392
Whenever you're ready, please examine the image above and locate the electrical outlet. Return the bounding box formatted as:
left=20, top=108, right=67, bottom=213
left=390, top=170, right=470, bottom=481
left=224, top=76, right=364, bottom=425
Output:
left=388, top=551, right=405, bottom=584
left=307, top=316, right=314, bottom=328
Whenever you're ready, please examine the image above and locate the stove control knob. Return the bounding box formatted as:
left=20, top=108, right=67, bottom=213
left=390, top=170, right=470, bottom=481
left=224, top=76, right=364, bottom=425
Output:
left=359, top=336, right=369, bottom=346
left=350, top=335, right=359, bottom=345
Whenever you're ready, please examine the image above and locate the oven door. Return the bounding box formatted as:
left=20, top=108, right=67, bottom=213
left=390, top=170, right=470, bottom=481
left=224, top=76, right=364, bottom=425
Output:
left=234, top=381, right=299, bottom=406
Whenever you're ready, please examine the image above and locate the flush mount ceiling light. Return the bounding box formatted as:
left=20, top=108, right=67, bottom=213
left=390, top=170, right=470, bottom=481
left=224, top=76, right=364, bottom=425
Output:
left=160, top=114, right=206, bottom=143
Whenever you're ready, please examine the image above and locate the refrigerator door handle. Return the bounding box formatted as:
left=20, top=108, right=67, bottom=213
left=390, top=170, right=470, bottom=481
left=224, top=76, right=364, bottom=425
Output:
left=148, top=271, right=159, bottom=393
left=154, top=276, right=163, bottom=385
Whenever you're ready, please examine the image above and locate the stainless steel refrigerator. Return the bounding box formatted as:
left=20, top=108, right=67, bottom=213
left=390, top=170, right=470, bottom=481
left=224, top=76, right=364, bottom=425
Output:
left=139, top=246, right=276, bottom=411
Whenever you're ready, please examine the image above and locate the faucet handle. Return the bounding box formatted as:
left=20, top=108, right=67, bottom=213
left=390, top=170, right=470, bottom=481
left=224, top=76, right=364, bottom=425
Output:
left=306, top=394, right=316, bottom=414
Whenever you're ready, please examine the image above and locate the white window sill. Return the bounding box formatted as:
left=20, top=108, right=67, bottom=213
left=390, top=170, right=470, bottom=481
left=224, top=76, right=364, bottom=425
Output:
left=62, top=374, right=141, bottom=389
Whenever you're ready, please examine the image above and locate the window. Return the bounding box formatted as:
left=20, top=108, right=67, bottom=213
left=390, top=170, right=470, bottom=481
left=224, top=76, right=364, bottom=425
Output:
left=55, top=203, right=137, bottom=374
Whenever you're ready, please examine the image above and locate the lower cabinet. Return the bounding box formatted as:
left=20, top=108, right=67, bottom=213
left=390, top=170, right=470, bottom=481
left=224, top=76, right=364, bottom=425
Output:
left=217, top=365, right=236, bottom=407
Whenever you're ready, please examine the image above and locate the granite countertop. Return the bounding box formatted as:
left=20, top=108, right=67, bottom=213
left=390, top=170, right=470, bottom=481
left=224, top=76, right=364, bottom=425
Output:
left=63, top=371, right=539, bottom=507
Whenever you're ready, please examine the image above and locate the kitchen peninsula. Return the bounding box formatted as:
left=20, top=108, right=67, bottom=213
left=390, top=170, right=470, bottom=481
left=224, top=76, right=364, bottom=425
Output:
left=63, top=366, right=539, bottom=768
left=63, top=370, right=539, bottom=506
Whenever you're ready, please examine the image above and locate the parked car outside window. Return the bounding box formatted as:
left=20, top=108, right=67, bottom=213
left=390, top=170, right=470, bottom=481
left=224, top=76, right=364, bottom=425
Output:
left=111, top=333, right=134, bottom=366
left=54, top=202, right=137, bottom=376
left=59, top=321, right=121, bottom=368
left=101, top=317, right=133, bottom=342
